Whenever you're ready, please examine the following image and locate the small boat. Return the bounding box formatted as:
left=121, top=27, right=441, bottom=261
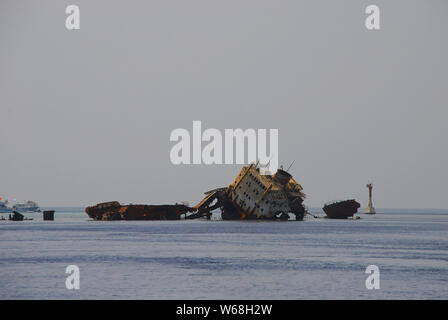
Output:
left=323, top=199, right=360, bottom=219
left=13, top=200, right=41, bottom=213
left=0, top=199, right=12, bottom=213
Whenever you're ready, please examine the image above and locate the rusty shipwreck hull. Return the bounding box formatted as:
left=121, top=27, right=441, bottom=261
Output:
left=120, top=204, right=193, bottom=220
left=85, top=201, right=121, bottom=220
left=323, top=199, right=360, bottom=219
left=85, top=201, right=194, bottom=221
left=191, top=187, right=305, bottom=221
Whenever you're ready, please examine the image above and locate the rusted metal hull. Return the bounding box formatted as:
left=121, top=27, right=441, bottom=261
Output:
left=193, top=184, right=306, bottom=221
left=220, top=194, right=305, bottom=221
left=85, top=201, right=121, bottom=220
left=323, top=200, right=360, bottom=219
left=120, top=204, right=192, bottom=220
left=85, top=201, right=194, bottom=221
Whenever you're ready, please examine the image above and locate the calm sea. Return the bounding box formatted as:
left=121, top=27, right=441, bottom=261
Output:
left=0, top=208, right=447, bottom=299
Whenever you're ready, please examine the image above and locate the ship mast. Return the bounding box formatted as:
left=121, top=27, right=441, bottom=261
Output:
left=365, top=183, right=376, bottom=214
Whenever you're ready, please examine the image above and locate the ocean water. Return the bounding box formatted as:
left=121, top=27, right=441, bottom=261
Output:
left=0, top=208, right=447, bottom=300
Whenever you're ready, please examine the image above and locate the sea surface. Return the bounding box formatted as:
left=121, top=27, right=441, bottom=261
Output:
left=0, top=208, right=447, bottom=300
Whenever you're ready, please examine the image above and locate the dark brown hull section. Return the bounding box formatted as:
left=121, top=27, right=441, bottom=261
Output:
left=85, top=201, right=121, bottom=220
left=85, top=202, right=193, bottom=221
left=120, top=204, right=191, bottom=220
left=323, top=200, right=360, bottom=219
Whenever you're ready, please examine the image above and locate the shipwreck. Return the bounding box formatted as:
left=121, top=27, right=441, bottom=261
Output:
left=322, top=200, right=360, bottom=219
left=192, top=163, right=306, bottom=220
left=85, top=163, right=307, bottom=221
left=85, top=201, right=194, bottom=221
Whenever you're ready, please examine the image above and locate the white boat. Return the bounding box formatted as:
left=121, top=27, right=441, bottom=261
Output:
left=13, top=200, right=41, bottom=213
left=0, top=199, right=12, bottom=213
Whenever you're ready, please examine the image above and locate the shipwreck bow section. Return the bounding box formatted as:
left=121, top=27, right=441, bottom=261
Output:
left=193, top=163, right=307, bottom=221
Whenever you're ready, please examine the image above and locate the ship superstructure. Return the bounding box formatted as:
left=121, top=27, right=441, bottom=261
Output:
left=193, top=163, right=307, bottom=220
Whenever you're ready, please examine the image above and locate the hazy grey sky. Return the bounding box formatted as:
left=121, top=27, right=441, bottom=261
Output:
left=1, top=0, right=447, bottom=208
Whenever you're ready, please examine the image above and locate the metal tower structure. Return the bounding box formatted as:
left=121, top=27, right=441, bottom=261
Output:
left=365, top=183, right=376, bottom=214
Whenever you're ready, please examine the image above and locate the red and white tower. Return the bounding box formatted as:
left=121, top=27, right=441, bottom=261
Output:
left=365, top=183, right=376, bottom=214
